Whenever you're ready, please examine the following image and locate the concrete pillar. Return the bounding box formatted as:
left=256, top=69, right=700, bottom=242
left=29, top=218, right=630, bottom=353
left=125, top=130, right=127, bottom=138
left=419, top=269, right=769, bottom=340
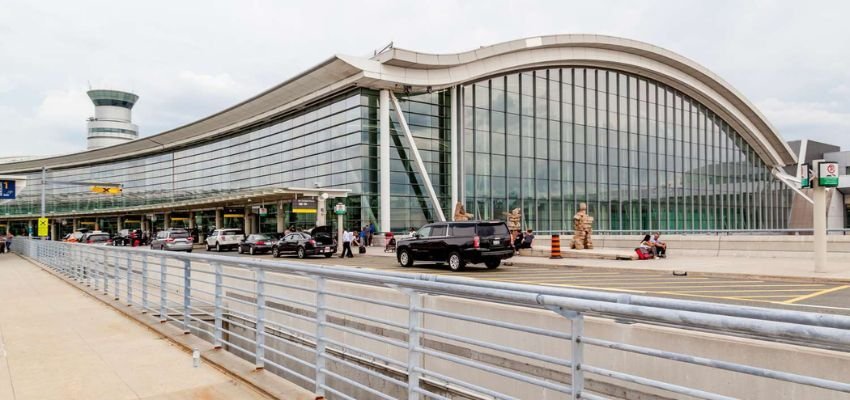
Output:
left=215, top=209, right=222, bottom=229
left=72, top=218, right=78, bottom=232
left=379, top=89, right=391, bottom=233
left=188, top=212, right=196, bottom=229
left=276, top=201, right=285, bottom=233
left=94, top=219, right=100, bottom=231
left=50, top=223, right=57, bottom=241
left=316, top=198, right=327, bottom=227
left=117, top=216, right=123, bottom=231
left=244, top=207, right=254, bottom=234
left=164, top=212, right=170, bottom=230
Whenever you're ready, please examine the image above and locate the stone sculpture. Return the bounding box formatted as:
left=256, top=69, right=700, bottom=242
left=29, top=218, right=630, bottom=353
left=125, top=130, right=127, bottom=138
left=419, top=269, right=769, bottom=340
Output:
left=503, top=208, right=522, bottom=232
left=453, top=201, right=473, bottom=221
left=571, top=202, right=594, bottom=250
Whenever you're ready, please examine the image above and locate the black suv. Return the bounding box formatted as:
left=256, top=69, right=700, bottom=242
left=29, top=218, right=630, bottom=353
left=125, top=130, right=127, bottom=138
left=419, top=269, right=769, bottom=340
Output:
left=396, top=221, right=514, bottom=271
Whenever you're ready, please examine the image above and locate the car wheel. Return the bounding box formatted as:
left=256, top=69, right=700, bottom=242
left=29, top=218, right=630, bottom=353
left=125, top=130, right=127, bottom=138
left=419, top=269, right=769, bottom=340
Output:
left=484, top=258, right=501, bottom=269
left=297, top=247, right=306, bottom=259
left=272, top=247, right=280, bottom=258
left=237, top=245, right=243, bottom=254
left=324, top=253, right=333, bottom=258
left=206, top=243, right=211, bottom=251
left=150, top=244, right=155, bottom=250
left=186, top=249, right=193, bottom=253
left=448, top=252, right=465, bottom=272
left=249, top=246, right=255, bottom=255
left=216, top=243, right=222, bottom=252
left=398, top=249, right=414, bottom=268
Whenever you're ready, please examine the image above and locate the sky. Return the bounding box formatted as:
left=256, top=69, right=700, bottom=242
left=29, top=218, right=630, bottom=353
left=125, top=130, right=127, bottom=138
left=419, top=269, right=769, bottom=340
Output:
left=1, top=0, right=849, bottom=158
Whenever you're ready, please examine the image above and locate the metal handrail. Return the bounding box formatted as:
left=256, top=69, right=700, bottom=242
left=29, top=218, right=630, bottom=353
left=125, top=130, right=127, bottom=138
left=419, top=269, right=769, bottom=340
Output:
left=12, top=238, right=850, bottom=400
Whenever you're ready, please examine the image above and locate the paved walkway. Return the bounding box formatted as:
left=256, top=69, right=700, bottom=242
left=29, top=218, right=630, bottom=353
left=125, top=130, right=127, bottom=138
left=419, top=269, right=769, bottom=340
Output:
left=363, top=245, right=850, bottom=281
left=0, top=254, right=271, bottom=400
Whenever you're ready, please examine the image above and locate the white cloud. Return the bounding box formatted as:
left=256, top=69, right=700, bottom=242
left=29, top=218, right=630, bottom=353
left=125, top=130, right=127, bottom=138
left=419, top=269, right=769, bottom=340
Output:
left=757, top=98, right=850, bottom=147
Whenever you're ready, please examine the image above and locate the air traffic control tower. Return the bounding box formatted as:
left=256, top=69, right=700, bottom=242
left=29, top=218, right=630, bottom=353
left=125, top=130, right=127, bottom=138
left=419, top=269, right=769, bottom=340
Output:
left=86, top=89, right=139, bottom=150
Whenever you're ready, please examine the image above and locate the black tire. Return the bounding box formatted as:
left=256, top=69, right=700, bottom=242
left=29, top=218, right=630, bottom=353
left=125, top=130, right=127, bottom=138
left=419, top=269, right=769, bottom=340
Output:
left=297, top=247, right=306, bottom=259
left=272, top=247, right=280, bottom=258
left=186, top=249, right=193, bottom=253
left=484, top=258, right=501, bottom=269
left=398, top=248, right=414, bottom=268
left=237, top=245, right=243, bottom=254
left=448, top=252, right=465, bottom=272
left=150, top=244, right=155, bottom=250
left=324, top=253, right=333, bottom=258
left=206, top=243, right=211, bottom=251
left=216, top=243, right=222, bottom=252
left=249, top=246, right=255, bottom=255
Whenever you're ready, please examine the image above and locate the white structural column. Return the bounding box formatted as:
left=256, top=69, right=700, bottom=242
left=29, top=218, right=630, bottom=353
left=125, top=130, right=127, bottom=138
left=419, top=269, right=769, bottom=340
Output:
left=389, top=92, right=446, bottom=222
left=812, top=159, right=827, bottom=273
left=215, top=209, right=222, bottom=229
left=379, top=89, right=391, bottom=232
left=450, top=85, right=459, bottom=216
left=116, top=216, right=123, bottom=231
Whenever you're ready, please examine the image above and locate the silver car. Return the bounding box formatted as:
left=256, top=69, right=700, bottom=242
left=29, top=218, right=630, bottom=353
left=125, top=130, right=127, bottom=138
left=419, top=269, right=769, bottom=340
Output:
left=150, top=229, right=194, bottom=252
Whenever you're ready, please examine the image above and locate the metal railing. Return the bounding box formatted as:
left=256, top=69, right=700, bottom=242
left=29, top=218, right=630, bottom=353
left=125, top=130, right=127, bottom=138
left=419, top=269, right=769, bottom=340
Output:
left=12, top=238, right=850, bottom=400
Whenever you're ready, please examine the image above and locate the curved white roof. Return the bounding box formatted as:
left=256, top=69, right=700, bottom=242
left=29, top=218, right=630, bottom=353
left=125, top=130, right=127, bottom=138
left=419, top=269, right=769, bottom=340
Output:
left=0, top=34, right=794, bottom=173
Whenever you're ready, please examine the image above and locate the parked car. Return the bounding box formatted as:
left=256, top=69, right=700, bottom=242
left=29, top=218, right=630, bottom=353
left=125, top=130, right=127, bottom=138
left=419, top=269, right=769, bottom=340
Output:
left=112, top=229, right=143, bottom=246
left=81, top=231, right=112, bottom=245
left=150, top=229, right=194, bottom=252
left=396, top=221, right=514, bottom=271
left=271, top=226, right=337, bottom=258
left=64, top=229, right=90, bottom=243
left=205, top=229, right=245, bottom=252
left=238, top=234, right=275, bottom=255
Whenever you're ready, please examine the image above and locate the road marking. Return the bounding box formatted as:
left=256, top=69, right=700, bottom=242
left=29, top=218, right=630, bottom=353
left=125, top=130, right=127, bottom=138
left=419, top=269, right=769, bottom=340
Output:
left=780, top=285, right=850, bottom=304
left=510, top=281, right=647, bottom=294
left=664, top=288, right=824, bottom=294
left=608, top=284, right=826, bottom=290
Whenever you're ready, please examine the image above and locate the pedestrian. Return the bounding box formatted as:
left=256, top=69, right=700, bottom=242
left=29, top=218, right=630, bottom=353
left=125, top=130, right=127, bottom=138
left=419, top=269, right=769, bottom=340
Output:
left=340, top=227, right=354, bottom=258
left=650, top=232, right=667, bottom=258
left=359, top=226, right=368, bottom=249
left=368, top=221, right=376, bottom=246
left=513, top=231, right=523, bottom=254
left=5, top=231, right=13, bottom=253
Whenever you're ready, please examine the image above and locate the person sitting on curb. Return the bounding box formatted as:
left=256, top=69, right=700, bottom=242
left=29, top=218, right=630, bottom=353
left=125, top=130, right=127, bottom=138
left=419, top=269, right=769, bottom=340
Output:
left=637, top=234, right=655, bottom=260
left=650, top=232, right=667, bottom=258
left=521, top=229, right=534, bottom=249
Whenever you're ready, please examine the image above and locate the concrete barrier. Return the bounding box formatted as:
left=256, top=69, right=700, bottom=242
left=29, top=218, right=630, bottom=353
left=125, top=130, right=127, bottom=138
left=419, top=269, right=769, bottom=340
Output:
left=522, top=234, right=850, bottom=259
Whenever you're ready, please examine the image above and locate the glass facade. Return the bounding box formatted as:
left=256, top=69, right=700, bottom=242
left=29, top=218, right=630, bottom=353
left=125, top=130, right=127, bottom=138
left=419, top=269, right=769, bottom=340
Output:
left=0, top=67, right=795, bottom=235
left=462, top=67, right=792, bottom=232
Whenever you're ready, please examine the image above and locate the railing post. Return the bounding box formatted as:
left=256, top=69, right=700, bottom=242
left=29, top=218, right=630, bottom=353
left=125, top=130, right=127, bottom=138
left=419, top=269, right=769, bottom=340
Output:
left=407, top=290, right=423, bottom=400
left=182, top=259, right=191, bottom=334
left=314, top=276, right=327, bottom=396
left=141, top=254, right=149, bottom=313
left=102, top=250, right=109, bottom=295
left=569, top=311, right=584, bottom=400
left=254, top=268, right=266, bottom=370
left=213, top=262, right=223, bottom=349
left=159, top=256, right=167, bottom=323
left=126, top=253, right=133, bottom=306
left=113, top=252, right=119, bottom=300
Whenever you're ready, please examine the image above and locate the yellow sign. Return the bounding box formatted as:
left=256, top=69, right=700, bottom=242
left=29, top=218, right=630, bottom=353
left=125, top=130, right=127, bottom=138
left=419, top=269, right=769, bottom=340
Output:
left=90, top=186, right=122, bottom=194
left=38, top=218, right=49, bottom=237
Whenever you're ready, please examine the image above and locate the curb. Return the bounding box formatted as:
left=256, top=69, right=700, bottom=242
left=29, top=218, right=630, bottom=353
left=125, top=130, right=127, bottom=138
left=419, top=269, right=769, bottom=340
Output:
left=508, top=260, right=850, bottom=284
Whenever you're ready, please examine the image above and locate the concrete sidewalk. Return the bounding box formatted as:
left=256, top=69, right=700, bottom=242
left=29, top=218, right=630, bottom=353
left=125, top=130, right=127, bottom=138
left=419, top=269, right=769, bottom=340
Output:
left=363, top=245, right=850, bottom=282
left=0, top=254, right=271, bottom=400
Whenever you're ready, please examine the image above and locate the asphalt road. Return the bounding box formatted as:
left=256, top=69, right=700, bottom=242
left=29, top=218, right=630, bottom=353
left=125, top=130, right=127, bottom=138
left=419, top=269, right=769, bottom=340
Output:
left=203, top=248, right=850, bottom=316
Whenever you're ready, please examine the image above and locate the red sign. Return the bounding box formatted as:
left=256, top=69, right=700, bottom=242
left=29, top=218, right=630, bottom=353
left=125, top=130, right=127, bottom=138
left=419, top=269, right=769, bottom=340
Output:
left=827, top=164, right=836, bottom=174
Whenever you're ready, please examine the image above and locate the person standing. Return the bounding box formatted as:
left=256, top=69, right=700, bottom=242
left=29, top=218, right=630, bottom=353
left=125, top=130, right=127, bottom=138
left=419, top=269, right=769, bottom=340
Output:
left=340, top=227, right=354, bottom=258
left=5, top=231, right=13, bottom=253
left=368, top=221, right=376, bottom=246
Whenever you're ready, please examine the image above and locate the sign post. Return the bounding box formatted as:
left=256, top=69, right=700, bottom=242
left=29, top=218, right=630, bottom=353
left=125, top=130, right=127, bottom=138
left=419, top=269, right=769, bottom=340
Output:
left=334, top=203, right=346, bottom=255
left=812, top=160, right=829, bottom=273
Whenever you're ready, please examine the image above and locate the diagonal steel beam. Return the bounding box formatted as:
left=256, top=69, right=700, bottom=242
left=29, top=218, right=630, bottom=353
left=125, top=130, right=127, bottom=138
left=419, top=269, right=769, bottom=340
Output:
left=388, top=92, right=446, bottom=222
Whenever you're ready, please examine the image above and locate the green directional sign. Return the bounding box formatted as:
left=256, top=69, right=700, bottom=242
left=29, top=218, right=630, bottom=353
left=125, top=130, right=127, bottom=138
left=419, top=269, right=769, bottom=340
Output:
left=799, top=163, right=810, bottom=188
left=818, top=162, right=839, bottom=187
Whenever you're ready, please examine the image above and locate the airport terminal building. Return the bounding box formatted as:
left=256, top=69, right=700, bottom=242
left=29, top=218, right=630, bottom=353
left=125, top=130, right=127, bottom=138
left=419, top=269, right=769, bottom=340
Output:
left=0, top=35, right=800, bottom=238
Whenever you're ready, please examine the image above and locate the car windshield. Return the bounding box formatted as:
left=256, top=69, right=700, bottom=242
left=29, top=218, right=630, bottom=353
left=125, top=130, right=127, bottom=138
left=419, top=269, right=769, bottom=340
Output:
left=476, top=223, right=509, bottom=236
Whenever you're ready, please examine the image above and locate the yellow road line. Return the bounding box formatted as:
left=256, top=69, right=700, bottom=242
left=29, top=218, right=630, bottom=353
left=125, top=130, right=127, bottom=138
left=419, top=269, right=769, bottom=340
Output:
left=507, top=280, right=647, bottom=294
left=617, top=284, right=826, bottom=290
left=664, top=288, right=824, bottom=294
left=653, top=291, right=783, bottom=304
left=723, top=295, right=804, bottom=299
left=781, top=285, right=850, bottom=304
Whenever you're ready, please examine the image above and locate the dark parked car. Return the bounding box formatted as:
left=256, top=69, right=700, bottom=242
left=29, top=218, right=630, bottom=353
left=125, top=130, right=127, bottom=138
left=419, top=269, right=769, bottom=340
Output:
left=271, top=226, right=337, bottom=258
left=238, top=234, right=275, bottom=255
left=396, top=221, right=514, bottom=271
left=112, top=229, right=143, bottom=246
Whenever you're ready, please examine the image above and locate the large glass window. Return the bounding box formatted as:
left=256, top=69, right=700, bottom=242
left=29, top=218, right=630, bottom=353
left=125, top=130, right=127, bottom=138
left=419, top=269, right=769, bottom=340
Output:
left=462, top=67, right=791, bottom=233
